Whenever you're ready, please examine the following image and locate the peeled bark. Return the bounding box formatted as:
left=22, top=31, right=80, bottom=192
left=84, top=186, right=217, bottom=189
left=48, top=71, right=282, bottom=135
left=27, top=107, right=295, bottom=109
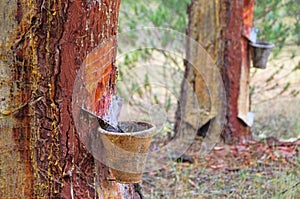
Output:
left=175, top=0, right=253, bottom=144
left=0, top=0, right=140, bottom=198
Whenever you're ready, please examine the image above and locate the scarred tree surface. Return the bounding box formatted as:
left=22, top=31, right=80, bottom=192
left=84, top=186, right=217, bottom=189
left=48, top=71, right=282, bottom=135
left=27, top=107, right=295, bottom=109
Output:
left=175, top=0, right=254, bottom=143
left=0, top=0, right=140, bottom=198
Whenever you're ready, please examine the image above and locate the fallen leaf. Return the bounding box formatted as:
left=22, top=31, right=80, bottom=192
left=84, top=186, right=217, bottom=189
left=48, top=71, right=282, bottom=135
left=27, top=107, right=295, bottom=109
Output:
left=213, top=146, right=224, bottom=151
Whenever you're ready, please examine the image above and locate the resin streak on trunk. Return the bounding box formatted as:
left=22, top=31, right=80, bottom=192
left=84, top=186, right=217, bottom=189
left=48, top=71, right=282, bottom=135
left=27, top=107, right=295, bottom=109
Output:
left=0, top=0, right=140, bottom=198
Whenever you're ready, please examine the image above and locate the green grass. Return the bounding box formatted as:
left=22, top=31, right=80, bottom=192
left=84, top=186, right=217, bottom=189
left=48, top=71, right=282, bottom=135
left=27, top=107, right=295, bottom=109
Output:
left=141, top=155, right=300, bottom=198
left=252, top=98, right=300, bottom=141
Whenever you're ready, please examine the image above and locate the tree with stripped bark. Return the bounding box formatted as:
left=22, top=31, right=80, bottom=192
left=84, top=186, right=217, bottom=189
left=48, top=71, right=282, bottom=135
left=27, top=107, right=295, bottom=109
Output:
left=0, top=0, right=141, bottom=198
left=175, top=0, right=255, bottom=144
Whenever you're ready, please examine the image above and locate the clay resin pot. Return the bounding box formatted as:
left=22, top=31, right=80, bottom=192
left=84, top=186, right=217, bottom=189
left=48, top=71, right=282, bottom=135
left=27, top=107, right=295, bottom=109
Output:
left=250, top=41, right=275, bottom=69
left=98, top=121, right=155, bottom=184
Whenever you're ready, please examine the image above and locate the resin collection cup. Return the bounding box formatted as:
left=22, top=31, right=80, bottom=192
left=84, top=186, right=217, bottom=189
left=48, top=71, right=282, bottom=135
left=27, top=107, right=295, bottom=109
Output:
left=98, top=121, right=156, bottom=184
left=250, top=41, right=274, bottom=69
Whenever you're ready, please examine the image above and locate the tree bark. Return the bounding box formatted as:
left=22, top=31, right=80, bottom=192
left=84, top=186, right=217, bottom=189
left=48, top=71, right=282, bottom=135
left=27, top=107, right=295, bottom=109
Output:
left=175, top=0, right=254, bottom=144
left=0, top=0, right=140, bottom=198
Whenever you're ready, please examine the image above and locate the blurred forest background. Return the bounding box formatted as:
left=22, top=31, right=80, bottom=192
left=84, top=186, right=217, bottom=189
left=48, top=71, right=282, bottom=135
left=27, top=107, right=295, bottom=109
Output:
left=118, top=0, right=300, bottom=141
left=117, top=0, right=300, bottom=197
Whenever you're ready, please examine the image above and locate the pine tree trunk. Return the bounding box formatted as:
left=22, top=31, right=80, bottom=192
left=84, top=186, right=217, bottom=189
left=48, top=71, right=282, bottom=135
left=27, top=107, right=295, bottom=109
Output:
left=0, top=0, right=140, bottom=198
left=175, top=0, right=254, bottom=144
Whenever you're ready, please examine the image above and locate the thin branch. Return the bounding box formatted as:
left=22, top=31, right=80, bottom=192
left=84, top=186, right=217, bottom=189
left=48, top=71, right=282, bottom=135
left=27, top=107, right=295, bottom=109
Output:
left=280, top=181, right=300, bottom=195
left=0, top=96, right=43, bottom=117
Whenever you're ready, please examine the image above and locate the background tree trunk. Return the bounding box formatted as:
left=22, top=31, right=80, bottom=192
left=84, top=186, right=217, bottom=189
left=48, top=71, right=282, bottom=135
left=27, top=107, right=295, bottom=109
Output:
left=175, top=0, right=254, bottom=144
left=0, top=0, right=140, bottom=198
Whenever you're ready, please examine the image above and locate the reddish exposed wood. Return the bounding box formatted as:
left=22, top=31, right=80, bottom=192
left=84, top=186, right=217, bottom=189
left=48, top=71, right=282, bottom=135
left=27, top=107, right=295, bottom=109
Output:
left=222, top=0, right=246, bottom=142
left=84, top=37, right=117, bottom=116
left=222, top=0, right=255, bottom=143
left=1, top=0, right=140, bottom=198
left=243, top=0, right=255, bottom=38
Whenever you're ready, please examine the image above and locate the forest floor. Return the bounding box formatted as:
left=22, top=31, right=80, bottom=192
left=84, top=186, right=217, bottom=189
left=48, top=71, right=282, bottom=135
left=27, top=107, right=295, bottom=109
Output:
left=142, top=136, right=300, bottom=198
left=141, top=98, right=300, bottom=198
left=139, top=45, right=300, bottom=198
